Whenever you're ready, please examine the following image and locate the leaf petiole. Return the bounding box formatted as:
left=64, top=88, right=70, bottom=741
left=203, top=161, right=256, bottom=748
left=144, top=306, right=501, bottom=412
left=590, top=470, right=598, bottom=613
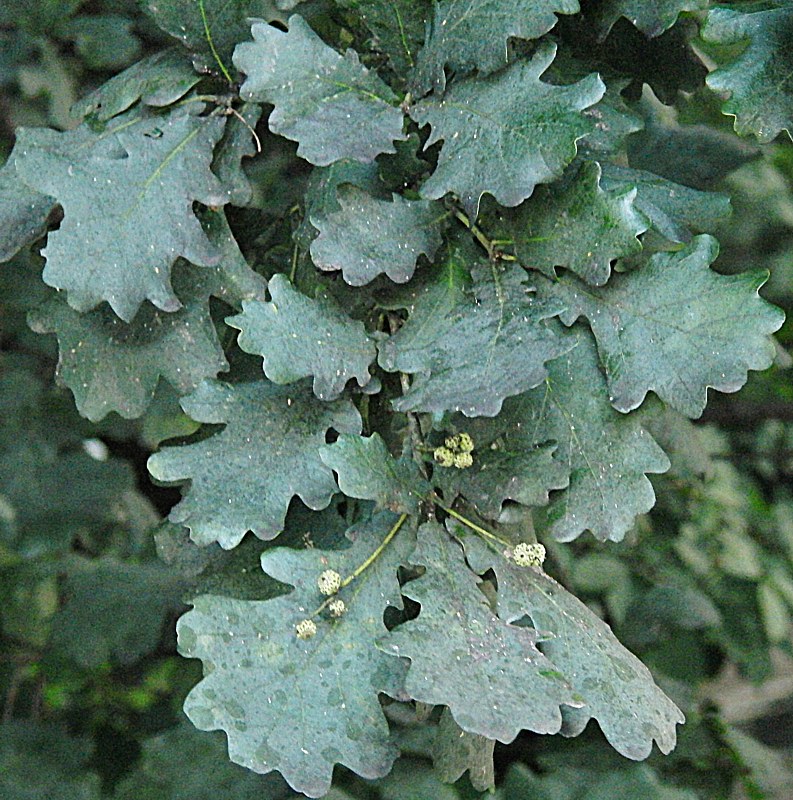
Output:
left=310, top=512, right=409, bottom=617
left=431, top=497, right=511, bottom=548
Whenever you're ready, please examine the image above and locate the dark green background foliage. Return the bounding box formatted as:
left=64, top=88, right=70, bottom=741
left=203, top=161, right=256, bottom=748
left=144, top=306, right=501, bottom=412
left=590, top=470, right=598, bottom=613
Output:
left=3, top=1, right=793, bottom=798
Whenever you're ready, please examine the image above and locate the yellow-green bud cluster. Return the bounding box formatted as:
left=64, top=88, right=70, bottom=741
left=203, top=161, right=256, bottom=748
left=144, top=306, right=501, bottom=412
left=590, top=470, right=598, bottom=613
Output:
left=295, top=618, right=317, bottom=639
left=434, top=432, right=475, bottom=469
left=328, top=598, right=346, bottom=618
left=512, top=542, right=546, bottom=568
left=317, top=569, right=341, bottom=596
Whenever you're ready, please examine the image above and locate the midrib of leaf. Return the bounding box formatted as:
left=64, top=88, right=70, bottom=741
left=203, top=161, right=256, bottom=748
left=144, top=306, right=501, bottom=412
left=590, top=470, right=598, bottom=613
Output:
left=122, top=123, right=204, bottom=223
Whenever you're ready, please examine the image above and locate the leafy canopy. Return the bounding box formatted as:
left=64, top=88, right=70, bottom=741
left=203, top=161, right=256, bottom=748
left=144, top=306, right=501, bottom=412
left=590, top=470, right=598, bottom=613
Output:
left=3, top=0, right=788, bottom=797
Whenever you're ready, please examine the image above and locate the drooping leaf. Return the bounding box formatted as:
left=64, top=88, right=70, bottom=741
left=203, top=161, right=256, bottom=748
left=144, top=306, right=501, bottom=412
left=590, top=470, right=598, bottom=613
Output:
left=411, top=42, right=605, bottom=218
left=295, top=159, right=383, bottom=249
left=234, top=16, right=406, bottom=166
left=432, top=707, right=496, bottom=792
left=337, top=0, right=431, bottom=75
left=71, top=47, right=200, bottom=122
left=503, top=160, right=647, bottom=286
left=599, top=164, right=731, bottom=243
left=49, top=556, right=184, bottom=668
left=309, top=186, right=444, bottom=285
left=211, top=102, right=263, bottom=207
left=489, top=330, right=669, bottom=542
left=15, top=111, right=228, bottom=321
left=0, top=151, right=53, bottom=263
left=589, top=0, right=707, bottom=39
left=462, top=532, right=685, bottom=759
left=702, top=5, right=793, bottom=143
left=178, top=513, right=413, bottom=797
left=411, top=0, right=580, bottom=95
left=320, top=433, right=430, bottom=514
left=147, top=379, right=362, bottom=548
left=0, top=722, right=102, bottom=800
left=544, top=235, right=785, bottom=418
left=228, top=273, right=377, bottom=399
left=378, top=522, right=580, bottom=741
left=115, top=723, right=294, bottom=800
left=378, top=245, right=572, bottom=417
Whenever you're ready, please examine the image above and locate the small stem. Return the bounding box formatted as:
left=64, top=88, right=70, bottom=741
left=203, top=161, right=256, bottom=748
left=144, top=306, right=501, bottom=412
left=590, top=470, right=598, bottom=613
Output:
left=289, top=242, right=300, bottom=283
left=229, top=107, right=262, bottom=153
left=311, top=513, right=409, bottom=617
left=452, top=208, right=517, bottom=261
left=432, top=498, right=511, bottom=547
left=197, top=0, right=234, bottom=83
left=341, top=513, right=408, bottom=587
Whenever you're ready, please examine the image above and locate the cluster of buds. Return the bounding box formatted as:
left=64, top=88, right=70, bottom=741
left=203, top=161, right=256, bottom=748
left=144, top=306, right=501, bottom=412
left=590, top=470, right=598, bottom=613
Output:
left=295, top=569, right=348, bottom=640
left=511, top=542, right=546, bottom=568
left=434, top=432, right=475, bottom=470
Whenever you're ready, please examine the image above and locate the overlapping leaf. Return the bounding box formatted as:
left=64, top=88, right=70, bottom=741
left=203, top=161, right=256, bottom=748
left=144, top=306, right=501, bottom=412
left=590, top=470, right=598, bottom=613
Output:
left=309, top=187, right=443, bottom=285
left=599, top=165, right=730, bottom=243
left=411, top=43, right=605, bottom=218
left=71, top=47, right=200, bottom=122
left=337, top=0, right=431, bottom=75
left=234, top=16, right=406, bottom=165
left=544, top=235, right=785, bottom=418
left=411, top=0, right=579, bottom=95
left=178, top=513, right=413, bottom=797
left=462, top=533, right=685, bottom=758
left=228, top=273, right=376, bottom=400
left=378, top=246, right=572, bottom=417
left=589, top=0, right=707, bottom=39
left=148, top=379, right=361, bottom=548
left=144, top=0, right=256, bottom=69
left=320, top=433, right=429, bottom=514
left=27, top=211, right=264, bottom=422
left=15, top=111, right=227, bottom=321
left=504, top=160, right=647, bottom=286
left=488, top=330, right=669, bottom=542
left=379, top=522, right=580, bottom=742
left=702, top=5, right=793, bottom=143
